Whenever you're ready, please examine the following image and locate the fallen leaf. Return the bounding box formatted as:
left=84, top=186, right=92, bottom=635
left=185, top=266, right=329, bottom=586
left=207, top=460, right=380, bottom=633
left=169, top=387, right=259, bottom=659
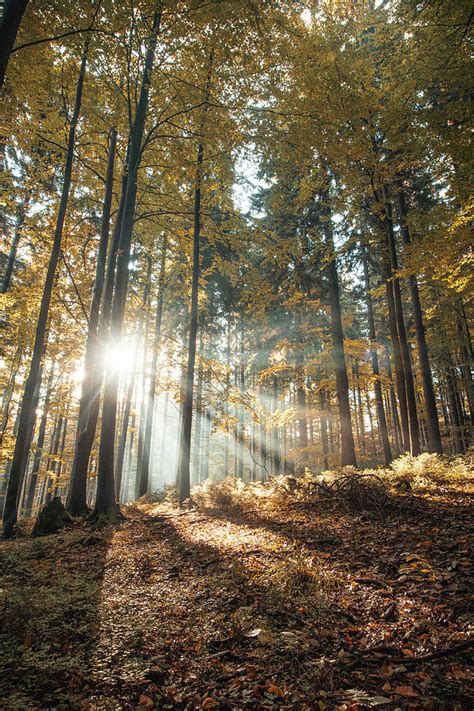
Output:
left=393, top=686, right=419, bottom=697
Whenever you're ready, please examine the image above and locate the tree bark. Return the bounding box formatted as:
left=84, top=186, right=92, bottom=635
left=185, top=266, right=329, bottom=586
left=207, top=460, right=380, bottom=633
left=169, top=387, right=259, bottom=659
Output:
left=1, top=202, right=27, bottom=293
left=25, top=360, right=55, bottom=515
left=177, top=142, right=203, bottom=503
left=383, top=192, right=420, bottom=455
left=397, top=188, right=442, bottom=453
left=66, top=127, right=117, bottom=515
left=322, top=185, right=357, bottom=467
left=138, top=241, right=167, bottom=496
left=0, top=0, right=30, bottom=88
left=94, top=5, right=162, bottom=520
left=361, top=240, right=392, bottom=464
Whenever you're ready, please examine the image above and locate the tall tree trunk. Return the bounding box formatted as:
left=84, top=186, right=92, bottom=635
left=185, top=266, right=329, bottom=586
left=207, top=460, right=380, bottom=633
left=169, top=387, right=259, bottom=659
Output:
left=200, top=406, right=211, bottom=483
left=2, top=41, right=88, bottom=538
left=138, top=236, right=167, bottom=496
left=0, top=342, right=23, bottom=445
left=135, top=265, right=152, bottom=498
left=0, top=0, right=29, bottom=88
left=114, top=369, right=136, bottom=500
left=384, top=343, right=402, bottom=454
left=361, top=240, right=392, bottom=464
left=322, top=184, right=357, bottom=466
left=319, top=387, right=329, bottom=469
left=25, top=360, right=55, bottom=515
left=158, top=390, right=169, bottom=488
left=272, top=377, right=281, bottom=475
left=94, top=5, right=162, bottom=520
left=397, top=188, right=442, bottom=452
left=383, top=192, right=420, bottom=455
left=224, top=319, right=231, bottom=476
left=381, top=226, right=410, bottom=453
left=445, top=357, right=465, bottom=453
left=177, top=142, right=203, bottom=503
left=238, top=315, right=245, bottom=479
left=67, top=127, right=117, bottom=515
left=45, top=413, right=63, bottom=503
left=354, top=360, right=366, bottom=455
left=192, top=357, right=204, bottom=486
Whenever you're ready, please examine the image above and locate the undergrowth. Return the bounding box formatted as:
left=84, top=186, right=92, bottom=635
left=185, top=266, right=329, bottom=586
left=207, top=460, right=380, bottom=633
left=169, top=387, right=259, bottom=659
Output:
left=191, top=453, right=473, bottom=515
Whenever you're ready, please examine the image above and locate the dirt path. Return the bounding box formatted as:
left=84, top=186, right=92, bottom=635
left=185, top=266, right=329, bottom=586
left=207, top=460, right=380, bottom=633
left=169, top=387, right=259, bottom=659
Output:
left=0, top=486, right=472, bottom=709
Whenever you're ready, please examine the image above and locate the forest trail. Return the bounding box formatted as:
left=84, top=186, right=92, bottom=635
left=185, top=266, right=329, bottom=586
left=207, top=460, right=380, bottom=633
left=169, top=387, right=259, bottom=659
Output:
left=1, top=482, right=473, bottom=710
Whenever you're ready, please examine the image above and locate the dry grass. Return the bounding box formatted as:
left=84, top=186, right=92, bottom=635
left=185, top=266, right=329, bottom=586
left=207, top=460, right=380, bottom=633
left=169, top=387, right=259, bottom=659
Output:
left=190, top=454, right=474, bottom=516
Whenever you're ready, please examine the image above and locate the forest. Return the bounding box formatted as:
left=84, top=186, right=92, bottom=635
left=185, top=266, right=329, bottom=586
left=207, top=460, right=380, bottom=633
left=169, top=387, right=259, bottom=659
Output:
left=0, top=0, right=472, bottom=708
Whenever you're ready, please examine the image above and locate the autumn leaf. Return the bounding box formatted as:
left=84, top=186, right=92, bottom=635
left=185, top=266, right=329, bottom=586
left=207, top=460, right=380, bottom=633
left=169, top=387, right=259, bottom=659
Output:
left=393, top=686, right=419, bottom=697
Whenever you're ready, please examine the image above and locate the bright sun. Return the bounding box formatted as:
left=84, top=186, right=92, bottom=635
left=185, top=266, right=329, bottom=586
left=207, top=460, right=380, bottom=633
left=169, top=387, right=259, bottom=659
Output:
left=103, top=341, right=136, bottom=374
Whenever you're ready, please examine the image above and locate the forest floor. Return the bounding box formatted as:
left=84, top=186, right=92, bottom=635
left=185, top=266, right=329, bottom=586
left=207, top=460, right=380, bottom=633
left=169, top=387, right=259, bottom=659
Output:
left=1, top=470, right=473, bottom=710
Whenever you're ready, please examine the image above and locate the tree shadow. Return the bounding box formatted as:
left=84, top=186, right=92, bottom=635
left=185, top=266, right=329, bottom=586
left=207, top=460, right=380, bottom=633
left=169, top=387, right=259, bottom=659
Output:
left=196, top=488, right=473, bottom=596
left=0, top=523, right=114, bottom=709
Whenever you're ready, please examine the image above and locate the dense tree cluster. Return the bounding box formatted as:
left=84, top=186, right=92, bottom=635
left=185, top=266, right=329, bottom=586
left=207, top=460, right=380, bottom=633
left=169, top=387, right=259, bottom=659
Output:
left=0, top=0, right=472, bottom=537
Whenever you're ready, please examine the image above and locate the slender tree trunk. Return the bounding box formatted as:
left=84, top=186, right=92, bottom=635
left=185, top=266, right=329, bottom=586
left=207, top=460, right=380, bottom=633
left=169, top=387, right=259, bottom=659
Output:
left=445, top=357, right=465, bottom=453
left=138, top=236, right=167, bottom=496
left=381, top=227, right=410, bottom=453
left=383, top=192, right=420, bottom=454
left=200, top=398, right=211, bottom=482
left=177, top=142, right=203, bottom=503
left=322, top=185, right=357, bottom=466
left=67, top=127, right=117, bottom=515
left=272, top=377, right=281, bottom=475
left=94, top=5, right=162, bottom=520
left=457, top=312, right=474, bottom=427
left=135, top=263, right=152, bottom=497
left=384, top=344, right=402, bottom=454
left=25, top=360, right=55, bottom=515
left=1, top=202, right=27, bottom=293
left=51, top=414, right=68, bottom=498
left=319, top=387, right=329, bottom=469
left=158, top=390, right=169, bottom=488
left=0, top=0, right=30, bottom=88
left=224, top=320, right=231, bottom=476
left=361, top=240, right=392, bottom=464
left=0, top=342, right=23, bottom=445
left=238, top=315, right=245, bottom=479
left=354, top=360, right=366, bottom=455
left=397, top=188, right=442, bottom=452
left=45, top=413, right=63, bottom=504
left=115, top=370, right=136, bottom=499
left=365, top=390, right=376, bottom=458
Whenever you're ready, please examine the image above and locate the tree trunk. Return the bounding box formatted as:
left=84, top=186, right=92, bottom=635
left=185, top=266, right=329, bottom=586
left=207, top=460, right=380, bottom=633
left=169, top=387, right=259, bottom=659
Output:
left=0, top=342, right=23, bottom=445
left=1, top=202, right=27, bottom=293
left=0, top=0, right=29, bottom=88
left=138, top=236, right=167, bottom=496
left=397, top=188, right=442, bottom=453
left=115, top=370, right=136, bottom=500
left=383, top=192, right=420, bottom=455
left=2, top=41, right=88, bottom=538
left=319, top=387, right=329, bottom=469
left=67, top=127, right=117, bottom=515
left=177, top=142, right=203, bottom=503
left=322, top=185, right=357, bottom=467
left=361, top=240, right=392, bottom=464
left=445, top=357, right=465, bottom=454
left=272, top=377, right=281, bottom=475
left=25, top=360, right=55, bottom=515
left=94, top=5, right=162, bottom=520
